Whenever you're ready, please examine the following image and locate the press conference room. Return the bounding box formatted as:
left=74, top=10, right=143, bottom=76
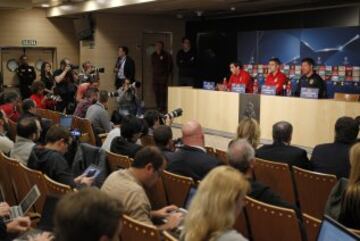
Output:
left=0, top=1, right=359, bottom=241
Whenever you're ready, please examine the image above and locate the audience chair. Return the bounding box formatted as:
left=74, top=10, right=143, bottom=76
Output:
left=140, top=135, right=155, bottom=147
left=205, top=146, right=216, bottom=157
left=71, top=116, right=97, bottom=145
left=4, top=154, right=31, bottom=203
left=215, top=149, right=228, bottom=164
left=302, top=213, right=321, bottom=241
left=0, top=153, right=17, bottom=205
left=48, top=110, right=64, bottom=124
left=106, top=151, right=133, bottom=172
left=162, top=170, right=194, bottom=208
left=245, top=196, right=303, bottom=241
left=253, top=158, right=297, bottom=204
left=7, top=119, right=17, bottom=142
left=163, top=231, right=179, bottom=241
left=21, top=164, right=49, bottom=214
left=350, top=228, right=360, bottom=236
left=43, top=175, right=72, bottom=196
left=234, top=210, right=251, bottom=239
left=120, top=215, right=161, bottom=241
left=334, top=93, right=360, bottom=102
left=147, top=178, right=168, bottom=210
left=293, top=167, right=337, bottom=219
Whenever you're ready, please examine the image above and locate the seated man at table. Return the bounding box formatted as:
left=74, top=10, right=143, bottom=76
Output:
left=166, top=120, right=220, bottom=181
left=311, top=116, right=359, bottom=178
left=265, top=57, right=287, bottom=95
left=101, top=146, right=183, bottom=230
left=110, top=115, right=143, bottom=158
left=256, top=121, right=311, bottom=169
left=153, top=125, right=175, bottom=163
left=229, top=139, right=295, bottom=210
left=28, top=125, right=94, bottom=188
left=295, top=57, right=327, bottom=98
left=224, top=62, right=252, bottom=93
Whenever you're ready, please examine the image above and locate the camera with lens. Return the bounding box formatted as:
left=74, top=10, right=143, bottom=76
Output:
left=108, top=91, right=119, bottom=98
left=46, top=93, right=62, bottom=102
left=92, top=67, right=105, bottom=74
left=68, top=64, right=79, bottom=70
left=131, top=81, right=141, bottom=89
left=160, top=108, right=183, bottom=124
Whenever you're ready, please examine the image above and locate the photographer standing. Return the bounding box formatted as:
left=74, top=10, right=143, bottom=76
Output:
left=53, top=58, right=78, bottom=114
left=114, top=46, right=135, bottom=89
left=116, top=79, right=140, bottom=117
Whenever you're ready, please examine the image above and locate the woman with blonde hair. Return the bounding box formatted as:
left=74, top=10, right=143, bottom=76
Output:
left=325, top=142, right=360, bottom=228
left=338, top=143, right=360, bottom=229
left=234, top=117, right=260, bottom=149
left=181, top=166, right=250, bottom=241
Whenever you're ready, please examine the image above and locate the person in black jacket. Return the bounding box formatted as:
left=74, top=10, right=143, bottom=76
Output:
left=28, top=125, right=94, bottom=188
left=166, top=120, right=219, bottom=181
left=153, top=125, right=176, bottom=163
left=17, top=54, right=36, bottom=99
left=114, top=46, right=135, bottom=89
left=228, top=139, right=296, bottom=210
left=256, top=121, right=311, bottom=169
left=176, top=37, right=196, bottom=86
left=110, top=115, right=143, bottom=158
left=311, top=116, right=359, bottom=178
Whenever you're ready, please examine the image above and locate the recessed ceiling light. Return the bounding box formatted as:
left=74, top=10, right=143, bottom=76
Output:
left=41, top=4, right=50, bottom=8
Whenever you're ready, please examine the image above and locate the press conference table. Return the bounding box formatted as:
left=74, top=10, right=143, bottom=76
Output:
left=168, top=87, right=360, bottom=148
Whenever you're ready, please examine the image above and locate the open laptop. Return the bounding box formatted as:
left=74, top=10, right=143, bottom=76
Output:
left=5, top=185, right=41, bottom=222
left=59, top=115, right=73, bottom=130
left=317, top=216, right=360, bottom=241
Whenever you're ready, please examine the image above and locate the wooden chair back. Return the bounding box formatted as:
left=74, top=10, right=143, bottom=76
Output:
left=43, top=175, right=72, bottom=196
left=254, top=158, right=297, bottom=204
left=140, top=135, right=155, bottom=147
left=293, top=166, right=337, bottom=219
left=245, top=196, right=303, bottom=241
left=106, top=151, right=133, bottom=172
left=215, top=149, right=228, bottom=164
left=163, top=231, right=178, bottom=241
left=120, top=215, right=161, bottom=241
left=72, top=116, right=96, bottom=145
left=334, top=93, right=360, bottom=102
left=0, top=153, right=17, bottom=205
left=162, top=170, right=194, bottom=208
left=147, top=178, right=168, bottom=210
left=234, top=210, right=251, bottom=239
left=302, top=213, right=321, bottom=241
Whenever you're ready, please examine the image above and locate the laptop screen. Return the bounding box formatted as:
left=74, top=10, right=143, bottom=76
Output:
left=317, top=216, right=360, bottom=241
left=20, top=185, right=41, bottom=214
left=59, top=116, right=72, bottom=130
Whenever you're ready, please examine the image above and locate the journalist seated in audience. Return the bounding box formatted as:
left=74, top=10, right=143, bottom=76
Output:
left=102, top=146, right=183, bottom=230
left=74, top=87, right=99, bottom=118
left=10, top=117, right=41, bottom=165
left=256, top=121, right=311, bottom=169
left=0, top=91, right=21, bottom=122
left=101, top=117, right=122, bottom=152
left=144, top=110, right=161, bottom=136
left=85, top=90, right=112, bottom=135
left=166, top=120, right=220, bottom=181
left=28, top=125, right=94, bottom=188
left=228, top=139, right=296, bottom=210
left=233, top=117, right=260, bottom=149
left=181, top=166, right=250, bottom=241
left=54, top=188, right=123, bottom=241
left=30, top=81, right=48, bottom=109
left=153, top=125, right=176, bottom=162
left=110, top=115, right=143, bottom=158
left=311, top=116, right=359, bottom=178
left=325, top=142, right=360, bottom=229
left=0, top=202, right=32, bottom=241
left=0, top=110, right=14, bottom=154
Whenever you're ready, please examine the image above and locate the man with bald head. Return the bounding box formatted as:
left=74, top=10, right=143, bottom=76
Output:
left=166, top=120, right=220, bottom=181
left=256, top=121, right=310, bottom=169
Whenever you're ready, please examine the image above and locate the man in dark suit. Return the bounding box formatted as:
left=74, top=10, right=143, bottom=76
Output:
left=114, top=46, right=135, bottom=89
left=166, top=120, right=219, bottom=181
left=110, top=115, right=143, bottom=158
left=153, top=125, right=176, bottom=163
left=229, top=139, right=296, bottom=210
left=311, top=116, right=359, bottom=178
left=256, top=121, right=311, bottom=169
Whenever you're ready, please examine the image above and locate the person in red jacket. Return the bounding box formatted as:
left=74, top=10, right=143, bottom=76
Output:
left=265, top=58, right=287, bottom=95
left=30, top=81, right=47, bottom=109
left=225, top=62, right=252, bottom=93
left=0, top=91, right=21, bottom=122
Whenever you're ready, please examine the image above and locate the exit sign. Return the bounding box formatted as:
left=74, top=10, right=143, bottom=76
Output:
left=21, top=40, right=37, bottom=47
